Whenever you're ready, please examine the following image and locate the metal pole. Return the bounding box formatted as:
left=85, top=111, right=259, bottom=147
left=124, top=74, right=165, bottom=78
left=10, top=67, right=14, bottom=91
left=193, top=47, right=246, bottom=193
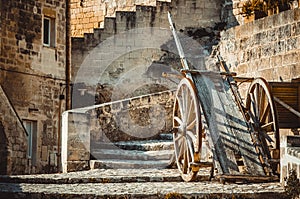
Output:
left=65, top=0, right=71, bottom=110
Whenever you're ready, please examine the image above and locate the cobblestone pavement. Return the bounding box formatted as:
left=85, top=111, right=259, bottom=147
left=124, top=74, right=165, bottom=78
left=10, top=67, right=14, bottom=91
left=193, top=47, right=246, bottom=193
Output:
left=0, top=169, right=286, bottom=199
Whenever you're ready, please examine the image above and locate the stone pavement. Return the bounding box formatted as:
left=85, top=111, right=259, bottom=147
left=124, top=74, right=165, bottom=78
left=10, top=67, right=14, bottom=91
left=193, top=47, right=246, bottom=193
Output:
left=0, top=168, right=287, bottom=199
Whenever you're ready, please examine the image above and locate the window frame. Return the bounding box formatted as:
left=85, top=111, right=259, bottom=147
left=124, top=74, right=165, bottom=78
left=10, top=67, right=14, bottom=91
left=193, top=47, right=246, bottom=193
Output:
left=23, top=120, right=37, bottom=165
left=43, top=16, right=56, bottom=47
left=43, top=17, right=51, bottom=47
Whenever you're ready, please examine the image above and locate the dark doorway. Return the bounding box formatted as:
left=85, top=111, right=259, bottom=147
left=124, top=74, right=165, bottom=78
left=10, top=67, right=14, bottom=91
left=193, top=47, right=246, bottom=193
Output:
left=0, top=121, right=8, bottom=175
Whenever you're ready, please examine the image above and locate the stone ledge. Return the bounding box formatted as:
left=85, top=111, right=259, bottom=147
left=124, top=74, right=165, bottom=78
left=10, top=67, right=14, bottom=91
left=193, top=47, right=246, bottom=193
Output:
left=287, top=147, right=300, bottom=159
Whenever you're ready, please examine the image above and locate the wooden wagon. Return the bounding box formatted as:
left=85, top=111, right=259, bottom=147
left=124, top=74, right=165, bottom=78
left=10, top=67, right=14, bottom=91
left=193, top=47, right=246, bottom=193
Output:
left=168, top=12, right=285, bottom=183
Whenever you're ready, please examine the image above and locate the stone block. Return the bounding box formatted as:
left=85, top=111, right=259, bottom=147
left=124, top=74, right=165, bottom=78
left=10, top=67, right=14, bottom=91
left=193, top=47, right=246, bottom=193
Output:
left=68, top=150, right=90, bottom=161
left=294, top=8, right=300, bottom=21
left=261, top=44, right=274, bottom=58
left=278, top=24, right=291, bottom=40
left=259, top=69, right=275, bottom=81
left=41, top=146, right=48, bottom=162
left=67, top=161, right=90, bottom=172
left=291, top=64, right=300, bottom=79
left=236, top=63, right=248, bottom=74
left=286, top=37, right=297, bottom=52
left=283, top=52, right=298, bottom=66
left=274, top=40, right=285, bottom=55
left=267, top=29, right=277, bottom=42
left=274, top=65, right=292, bottom=81
left=270, top=55, right=282, bottom=68
left=264, top=14, right=276, bottom=29
left=253, top=19, right=264, bottom=34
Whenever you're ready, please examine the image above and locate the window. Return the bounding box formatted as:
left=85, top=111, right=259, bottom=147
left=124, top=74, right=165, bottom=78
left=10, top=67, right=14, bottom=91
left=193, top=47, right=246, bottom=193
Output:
left=23, top=120, right=37, bottom=165
left=43, top=17, right=55, bottom=47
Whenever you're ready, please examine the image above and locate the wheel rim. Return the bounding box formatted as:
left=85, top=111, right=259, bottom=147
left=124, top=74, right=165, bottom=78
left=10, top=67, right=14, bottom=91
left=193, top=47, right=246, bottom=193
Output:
left=246, top=78, right=279, bottom=174
left=173, top=78, right=201, bottom=182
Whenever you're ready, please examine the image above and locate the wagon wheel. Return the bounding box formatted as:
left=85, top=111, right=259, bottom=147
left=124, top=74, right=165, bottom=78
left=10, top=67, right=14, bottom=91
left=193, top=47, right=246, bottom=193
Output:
left=246, top=78, right=279, bottom=174
left=173, top=78, right=202, bottom=182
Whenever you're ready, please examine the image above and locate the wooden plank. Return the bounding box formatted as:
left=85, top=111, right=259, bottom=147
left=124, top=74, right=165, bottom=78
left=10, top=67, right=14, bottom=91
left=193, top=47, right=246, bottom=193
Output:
left=192, top=73, right=265, bottom=176
left=233, top=77, right=254, bottom=82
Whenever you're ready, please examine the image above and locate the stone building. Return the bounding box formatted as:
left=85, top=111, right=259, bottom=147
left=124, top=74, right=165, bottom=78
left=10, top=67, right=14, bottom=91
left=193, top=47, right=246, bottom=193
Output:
left=0, top=0, right=68, bottom=174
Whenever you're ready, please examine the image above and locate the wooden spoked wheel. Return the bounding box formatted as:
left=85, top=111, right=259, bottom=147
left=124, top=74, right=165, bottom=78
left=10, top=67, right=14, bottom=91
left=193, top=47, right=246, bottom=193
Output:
left=246, top=78, right=279, bottom=174
left=173, top=78, right=202, bottom=182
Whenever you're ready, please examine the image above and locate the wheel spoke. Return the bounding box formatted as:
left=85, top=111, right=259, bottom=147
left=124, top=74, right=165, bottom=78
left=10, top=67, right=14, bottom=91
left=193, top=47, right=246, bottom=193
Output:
left=174, top=116, right=183, bottom=127
left=186, top=130, right=197, bottom=143
left=174, top=133, right=184, bottom=142
left=261, top=121, right=274, bottom=132
left=187, top=118, right=196, bottom=130
left=177, top=138, right=185, bottom=160
left=183, top=139, right=188, bottom=173
left=187, top=98, right=194, bottom=124
left=249, top=93, right=259, bottom=123
left=186, top=136, right=195, bottom=163
left=260, top=103, right=270, bottom=124
left=176, top=96, right=184, bottom=119
left=260, top=130, right=274, bottom=143
left=183, top=88, right=189, bottom=122
left=259, top=88, right=266, bottom=119
left=255, top=84, right=260, bottom=118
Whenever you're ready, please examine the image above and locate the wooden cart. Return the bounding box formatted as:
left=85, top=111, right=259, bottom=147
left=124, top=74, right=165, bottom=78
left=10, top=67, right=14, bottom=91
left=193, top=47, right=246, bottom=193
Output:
left=168, top=12, right=280, bottom=183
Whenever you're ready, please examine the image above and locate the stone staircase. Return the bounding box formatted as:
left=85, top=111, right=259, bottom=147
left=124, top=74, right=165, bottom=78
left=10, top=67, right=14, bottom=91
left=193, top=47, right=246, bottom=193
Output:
left=72, top=0, right=220, bottom=85
left=90, top=133, right=175, bottom=169
left=71, top=2, right=172, bottom=84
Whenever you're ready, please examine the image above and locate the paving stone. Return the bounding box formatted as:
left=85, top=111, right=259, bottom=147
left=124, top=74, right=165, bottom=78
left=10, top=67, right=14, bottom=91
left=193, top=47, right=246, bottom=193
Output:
left=0, top=168, right=287, bottom=199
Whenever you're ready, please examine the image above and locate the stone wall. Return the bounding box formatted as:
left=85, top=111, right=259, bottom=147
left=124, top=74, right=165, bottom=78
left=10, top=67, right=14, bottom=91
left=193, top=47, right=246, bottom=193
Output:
left=62, top=90, right=174, bottom=172
left=0, top=85, right=28, bottom=175
left=0, top=0, right=67, bottom=174
left=70, top=0, right=171, bottom=37
left=219, top=8, right=300, bottom=82
left=91, top=90, right=174, bottom=142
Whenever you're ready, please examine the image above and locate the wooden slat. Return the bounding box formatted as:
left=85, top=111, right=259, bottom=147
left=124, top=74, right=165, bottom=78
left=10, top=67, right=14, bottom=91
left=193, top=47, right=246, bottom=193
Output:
left=270, top=82, right=300, bottom=128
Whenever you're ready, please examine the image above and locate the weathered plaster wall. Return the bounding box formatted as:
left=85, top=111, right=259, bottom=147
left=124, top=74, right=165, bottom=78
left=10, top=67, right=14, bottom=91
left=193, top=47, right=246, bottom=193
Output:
left=0, top=0, right=66, bottom=174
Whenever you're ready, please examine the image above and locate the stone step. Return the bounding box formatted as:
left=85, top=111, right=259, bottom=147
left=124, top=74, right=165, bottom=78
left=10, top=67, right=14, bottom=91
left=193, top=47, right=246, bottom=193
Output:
left=0, top=169, right=183, bottom=184
left=114, top=140, right=174, bottom=151
left=0, top=182, right=286, bottom=199
left=159, top=133, right=173, bottom=140
left=90, top=159, right=172, bottom=169
left=91, top=139, right=174, bottom=151
left=91, top=149, right=173, bottom=161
